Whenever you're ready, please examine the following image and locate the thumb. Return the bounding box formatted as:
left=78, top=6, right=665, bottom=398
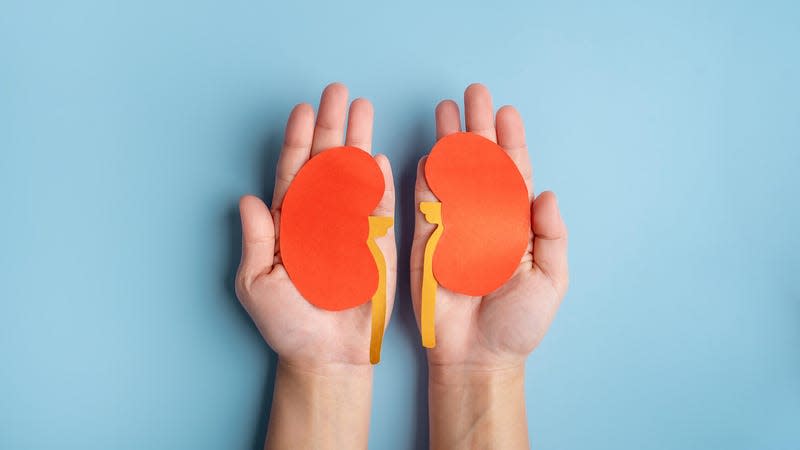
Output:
left=412, top=156, right=438, bottom=246
left=237, top=195, right=275, bottom=287
left=531, top=191, right=569, bottom=296
left=410, top=156, right=438, bottom=322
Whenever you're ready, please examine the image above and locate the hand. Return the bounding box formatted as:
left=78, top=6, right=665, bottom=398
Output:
left=411, top=83, right=569, bottom=374
left=236, top=83, right=397, bottom=372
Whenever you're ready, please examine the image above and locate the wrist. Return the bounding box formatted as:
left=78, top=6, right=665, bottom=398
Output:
left=427, top=363, right=529, bottom=449
left=428, top=361, right=525, bottom=387
left=278, top=356, right=373, bottom=380
left=266, top=358, right=373, bottom=450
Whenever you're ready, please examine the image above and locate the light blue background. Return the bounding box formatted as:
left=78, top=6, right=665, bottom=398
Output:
left=1, top=1, right=798, bottom=448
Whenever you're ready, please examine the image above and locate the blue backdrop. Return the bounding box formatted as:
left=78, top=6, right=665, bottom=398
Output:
left=2, top=1, right=798, bottom=449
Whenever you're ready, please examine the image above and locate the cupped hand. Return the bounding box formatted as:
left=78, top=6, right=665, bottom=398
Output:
left=236, top=83, right=396, bottom=371
left=411, top=84, right=569, bottom=373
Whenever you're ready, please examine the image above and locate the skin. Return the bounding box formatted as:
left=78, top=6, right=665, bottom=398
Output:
left=235, top=83, right=396, bottom=450
left=410, top=84, right=569, bottom=450
left=236, top=82, right=569, bottom=450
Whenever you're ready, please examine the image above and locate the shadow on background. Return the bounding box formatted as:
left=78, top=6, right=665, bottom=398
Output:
left=223, top=125, right=283, bottom=450
left=393, top=117, right=435, bottom=450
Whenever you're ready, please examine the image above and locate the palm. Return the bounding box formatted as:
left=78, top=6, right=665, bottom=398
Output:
left=243, top=266, right=377, bottom=365
left=432, top=269, right=562, bottom=367
left=236, top=84, right=396, bottom=368
left=411, top=84, right=569, bottom=370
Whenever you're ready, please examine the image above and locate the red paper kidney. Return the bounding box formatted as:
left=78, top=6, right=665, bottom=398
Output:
left=280, top=146, right=385, bottom=311
left=425, top=132, right=530, bottom=296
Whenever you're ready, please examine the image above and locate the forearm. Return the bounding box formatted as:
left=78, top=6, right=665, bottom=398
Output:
left=265, top=359, right=373, bottom=450
left=428, top=364, right=529, bottom=450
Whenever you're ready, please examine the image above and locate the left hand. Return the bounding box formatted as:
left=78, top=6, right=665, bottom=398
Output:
left=410, top=83, right=569, bottom=374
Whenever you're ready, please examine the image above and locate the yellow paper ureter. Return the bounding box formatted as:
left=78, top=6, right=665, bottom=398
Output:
left=419, top=202, right=443, bottom=348
left=367, top=216, right=393, bottom=364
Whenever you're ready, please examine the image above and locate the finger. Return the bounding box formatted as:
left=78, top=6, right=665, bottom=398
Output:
left=310, top=82, right=348, bottom=157
left=345, top=98, right=374, bottom=154
left=435, top=100, right=462, bottom=140
left=372, top=154, right=395, bottom=217
left=531, top=191, right=569, bottom=296
left=272, top=103, right=315, bottom=210
left=238, top=195, right=276, bottom=284
left=464, top=83, right=496, bottom=142
left=496, top=105, right=534, bottom=199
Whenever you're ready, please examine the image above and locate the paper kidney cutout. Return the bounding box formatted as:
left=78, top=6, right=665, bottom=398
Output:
left=281, top=146, right=383, bottom=310
left=280, top=146, right=392, bottom=363
left=419, top=132, right=530, bottom=347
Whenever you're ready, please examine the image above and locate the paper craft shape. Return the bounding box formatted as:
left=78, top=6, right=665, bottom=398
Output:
left=420, top=132, right=530, bottom=348
left=281, top=146, right=393, bottom=364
